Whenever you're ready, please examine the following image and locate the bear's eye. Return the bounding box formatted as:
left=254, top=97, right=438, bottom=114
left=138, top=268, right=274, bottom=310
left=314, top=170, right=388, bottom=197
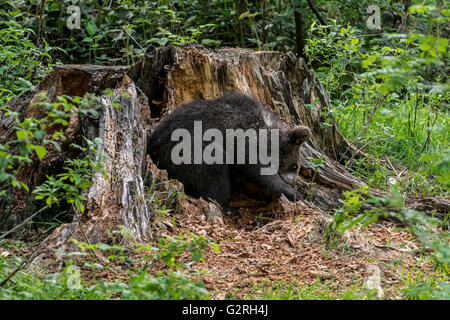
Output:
left=292, top=164, right=298, bottom=171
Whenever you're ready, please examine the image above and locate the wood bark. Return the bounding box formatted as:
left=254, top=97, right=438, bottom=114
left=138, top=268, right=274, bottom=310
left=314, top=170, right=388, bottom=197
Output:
left=0, top=45, right=448, bottom=256
left=294, top=6, right=306, bottom=60
left=1, top=65, right=153, bottom=255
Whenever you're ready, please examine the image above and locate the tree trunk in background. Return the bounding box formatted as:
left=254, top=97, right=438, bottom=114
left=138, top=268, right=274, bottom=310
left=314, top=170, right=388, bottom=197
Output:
left=294, top=6, right=306, bottom=60
left=41, top=73, right=154, bottom=258
left=1, top=45, right=448, bottom=258
left=235, top=0, right=247, bottom=47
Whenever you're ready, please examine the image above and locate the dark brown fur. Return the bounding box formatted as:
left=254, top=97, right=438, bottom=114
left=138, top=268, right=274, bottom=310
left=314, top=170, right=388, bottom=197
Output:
left=147, top=92, right=311, bottom=210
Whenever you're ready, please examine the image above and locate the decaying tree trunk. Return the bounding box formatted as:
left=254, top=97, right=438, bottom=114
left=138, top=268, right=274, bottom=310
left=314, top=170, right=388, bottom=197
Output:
left=1, top=65, right=153, bottom=254
left=0, top=45, right=448, bottom=257
left=128, top=45, right=368, bottom=210
left=40, top=74, right=153, bottom=258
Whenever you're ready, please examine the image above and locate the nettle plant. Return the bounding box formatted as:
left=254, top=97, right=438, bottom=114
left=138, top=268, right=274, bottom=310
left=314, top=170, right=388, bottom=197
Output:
left=0, top=93, right=72, bottom=195
left=305, top=20, right=365, bottom=101
left=0, top=231, right=217, bottom=299
left=71, top=232, right=217, bottom=300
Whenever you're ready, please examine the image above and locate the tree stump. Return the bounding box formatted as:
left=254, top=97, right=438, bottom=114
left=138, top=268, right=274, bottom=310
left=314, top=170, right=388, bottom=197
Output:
left=1, top=65, right=153, bottom=255
left=129, top=45, right=369, bottom=210
left=0, top=45, right=448, bottom=258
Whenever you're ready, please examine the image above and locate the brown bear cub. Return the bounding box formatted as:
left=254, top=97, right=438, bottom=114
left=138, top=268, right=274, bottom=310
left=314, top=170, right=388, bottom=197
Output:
left=147, top=92, right=311, bottom=211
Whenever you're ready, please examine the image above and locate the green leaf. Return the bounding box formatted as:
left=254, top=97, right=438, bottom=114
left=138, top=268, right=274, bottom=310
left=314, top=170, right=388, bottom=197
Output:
left=86, top=23, right=97, bottom=36
left=77, top=180, right=93, bottom=189
left=34, top=130, right=46, bottom=140
left=34, top=145, right=47, bottom=160
left=75, top=200, right=85, bottom=213
left=16, top=130, right=28, bottom=140
left=192, top=250, right=202, bottom=263
left=362, top=55, right=377, bottom=68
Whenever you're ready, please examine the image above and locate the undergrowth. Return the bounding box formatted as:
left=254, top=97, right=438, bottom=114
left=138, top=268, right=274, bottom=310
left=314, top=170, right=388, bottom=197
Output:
left=324, top=184, right=449, bottom=299
left=0, top=232, right=217, bottom=300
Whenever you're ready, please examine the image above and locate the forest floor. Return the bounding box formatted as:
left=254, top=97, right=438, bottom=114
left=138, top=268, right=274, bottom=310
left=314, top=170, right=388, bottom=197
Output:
left=155, top=197, right=433, bottom=299
left=142, top=162, right=440, bottom=300
left=0, top=162, right=446, bottom=300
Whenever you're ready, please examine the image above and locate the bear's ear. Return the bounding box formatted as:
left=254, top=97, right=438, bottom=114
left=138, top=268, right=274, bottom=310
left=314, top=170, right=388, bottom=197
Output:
left=289, top=126, right=311, bottom=145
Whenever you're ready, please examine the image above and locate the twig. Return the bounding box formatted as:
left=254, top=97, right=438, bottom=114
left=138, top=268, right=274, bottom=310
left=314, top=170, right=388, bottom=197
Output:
left=346, top=139, right=372, bottom=168
left=413, top=88, right=419, bottom=134
left=384, top=156, right=400, bottom=180
left=0, top=205, right=50, bottom=240
left=307, top=0, right=327, bottom=26
left=420, top=108, right=438, bottom=153
left=222, top=263, right=241, bottom=279
left=122, top=27, right=145, bottom=51
left=338, top=93, right=389, bottom=164
left=300, top=251, right=358, bottom=270
left=357, top=94, right=388, bottom=138
left=0, top=244, right=43, bottom=287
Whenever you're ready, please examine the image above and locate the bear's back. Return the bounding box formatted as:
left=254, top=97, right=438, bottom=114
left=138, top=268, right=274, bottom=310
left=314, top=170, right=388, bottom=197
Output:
left=147, top=92, right=284, bottom=167
left=158, top=92, right=281, bottom=131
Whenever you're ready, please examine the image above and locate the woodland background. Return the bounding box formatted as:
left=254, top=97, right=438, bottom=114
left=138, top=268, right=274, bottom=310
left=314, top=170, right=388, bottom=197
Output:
left=0, top=0, right=448, bottom=299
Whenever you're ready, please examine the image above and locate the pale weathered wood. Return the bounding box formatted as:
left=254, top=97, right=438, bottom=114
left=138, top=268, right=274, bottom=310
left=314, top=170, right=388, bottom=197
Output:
left=38, top=75, right=153, bottom=257
left=1, top=65, right=153, bottom=255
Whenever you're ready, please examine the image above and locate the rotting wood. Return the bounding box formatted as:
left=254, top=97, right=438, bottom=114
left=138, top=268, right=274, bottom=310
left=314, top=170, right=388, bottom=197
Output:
left=1, top=65, right=153, bottom=257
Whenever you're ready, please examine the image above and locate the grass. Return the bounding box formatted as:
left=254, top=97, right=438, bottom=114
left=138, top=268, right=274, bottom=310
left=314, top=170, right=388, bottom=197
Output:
left=396, top=260, right=449, bottom=300
left=0, top=232, right=213, bottom=300
left=333, top=91, right=449, bottom=197
left=241, top=279, right=376, bottom=300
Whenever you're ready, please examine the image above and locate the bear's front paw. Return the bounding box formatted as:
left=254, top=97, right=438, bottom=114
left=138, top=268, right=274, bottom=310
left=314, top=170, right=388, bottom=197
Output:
left=282, top=187, right=304, bottom=202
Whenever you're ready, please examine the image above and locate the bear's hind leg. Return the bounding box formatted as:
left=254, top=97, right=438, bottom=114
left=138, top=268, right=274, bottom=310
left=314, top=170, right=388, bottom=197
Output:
left=200, top=166, right=232, bottom=210
left=168, top=164, right=232, bottom=211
